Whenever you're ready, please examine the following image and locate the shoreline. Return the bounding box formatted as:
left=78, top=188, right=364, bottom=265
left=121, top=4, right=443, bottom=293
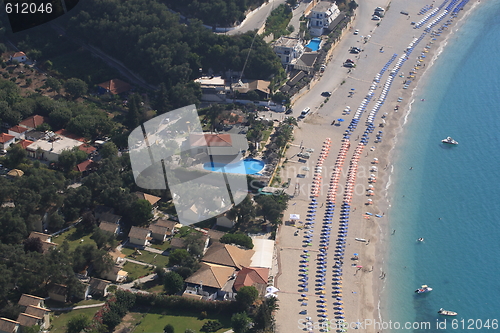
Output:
left=273, top=1, right=482, bottom=332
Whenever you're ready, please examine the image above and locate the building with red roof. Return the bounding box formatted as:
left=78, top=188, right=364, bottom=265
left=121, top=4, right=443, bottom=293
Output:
left=8, top=125, right=29, bottom=139
left=0, top=133, right=15, bottom=151
left=234, top=266, right=269, bottom=295
left=97, top=79, right=131, bottom=95
left=19, top=115, right=49, bottom=130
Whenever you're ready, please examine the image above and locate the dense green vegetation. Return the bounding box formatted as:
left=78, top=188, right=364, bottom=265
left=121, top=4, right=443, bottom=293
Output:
left=162, top=0, right=266, bottom=26
left=264, top=4, right=293, bottom=39
left=64, top=0, right=284, bottom=110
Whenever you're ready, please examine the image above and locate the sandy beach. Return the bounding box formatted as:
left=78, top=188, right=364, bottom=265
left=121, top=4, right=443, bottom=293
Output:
left=274, top=0, right=480, bottom=332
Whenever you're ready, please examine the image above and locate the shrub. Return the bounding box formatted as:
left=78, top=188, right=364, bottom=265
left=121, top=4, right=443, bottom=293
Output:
left=200, top=320, right=222, bottom=332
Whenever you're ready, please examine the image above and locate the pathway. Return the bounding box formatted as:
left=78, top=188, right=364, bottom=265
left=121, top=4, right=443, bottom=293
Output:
left=49, top=303, right=105, bottom=311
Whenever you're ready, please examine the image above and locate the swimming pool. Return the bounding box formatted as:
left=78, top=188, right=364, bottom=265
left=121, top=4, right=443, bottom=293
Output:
left=203, top=158, right=265, bottom=175
left=306, top=38, right=321, bottom=51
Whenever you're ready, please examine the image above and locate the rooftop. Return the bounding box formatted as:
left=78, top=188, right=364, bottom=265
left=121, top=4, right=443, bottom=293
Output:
left=16, top=313, right=41, bottom=327
left=0, top=133, right=15, bottom=144
left=202, top=243, right=254, bottom=270
left=19, top=115, right=48, bottom=129
left=234, top=266, right=269, bottom=291
left=133, top=192, right=161, bottom=206
left=311, top=1, right=336, bottom=13
left=185, top=262, right=235, bottom=289
left=18, top=294, right=44, bottom=308
left=189, top=133, right=233, bottom=147
left=0, top=317, right=19, bottom=332
left=128, top=226, right=150, bottom=239
left=26, top=135, right=83, bottom=155
left=97, top=79, right=131, bottom=95
left=273, top=36, right=302, bottom=48
left=28, top=232, right=51, bottom=242
left=99, top=221, right=118, bottom=234
left=8, top=125, right=29, bottom=134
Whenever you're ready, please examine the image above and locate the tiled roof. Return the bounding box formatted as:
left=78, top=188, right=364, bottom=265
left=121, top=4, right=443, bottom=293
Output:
left=78, top=144, right=97, bottom=154
left=18, top=294, right=44, bottom=307
left=234, top=267, right=269, bottom=291
left=12, top=52, right=26, bottom=58
left=0, top=317, right=19, bottom=332
left=185, top=262, right=235, bottom=289
left=170, top=237, right=186, bottom=248
left=25, top=305, right=49, bottom=318
left=17, top=139, right=34, bottom=149
left=74, top=160, right=95, bottom=172
left=99, top=221, right=118, bottom=234
left=28, top=232, right=51, bottom=242
left=189, top=134, right=232, bottom=147
left=128, top=226, right=150, bottom=239
left=16, top=313, right=41, bottom=327
left=133, top=192, right=161, bottom=206
left=155, top=219, right=177, bottom=231
left=8, top=125, right=29, bottom=134
left=19, top=115, right=48, bottom=129
left=54, top=129, right=85, bottom=142
left=202, top=243, right=254, bottom=270
left=100, top=212, right=121, bottom=224
left=0, top=133, right=15, bottom=144
left=89, top=277, right=110, bottom=292
left=149, top=224, right=168, bottom=236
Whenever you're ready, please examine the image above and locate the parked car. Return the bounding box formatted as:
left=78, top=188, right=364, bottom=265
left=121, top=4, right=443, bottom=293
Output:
left=344, top=62, right=355, bottom=68
left=321, top=91, right=332, bottom=97
left=285, top=109, right=293, bottom=114
left=345, top=59, right=354, bottom=63
left=372, top=15, right=381, bottom=21
left=354, top=29, right=359, bottom=35
left=400, top=10, right=409, bottom=15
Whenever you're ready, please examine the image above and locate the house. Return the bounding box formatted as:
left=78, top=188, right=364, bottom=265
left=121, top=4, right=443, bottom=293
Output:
left=99, top=212, right=121, bottom=224
left=24, top=130, right=46, bottom=142
left=54, top=129, right=85, bottom=142
left=102, top=266, right=128, bottom=283
left=216, top=214, right=235, bottom=229
left=149, top=224, right=168, bottom=243
left=8, top=126, right=29, bottom=140
left=0, top=317, right=19, bottom=333
left=308, top=1, right=340, bottom=36
left=74, top=160, right=98, bottom=174
left=194, top=76, right=228, bottom=102
left=154, top=219, right=177, bottom=236
left=26, top=134, right=84, bottom=162
left=19, top=115, right=49, bottom=131
left=47, top=284, right=68, bottom=303
left=99, top=221, right=119, bottom=235
left=28, top=232, right=51, bottom=243
left=10, top=52, right=27, bottom=63
left=87, top=277, right=111, bottom=298
left=40, top=241, right=58, bottom=254
left=188, top=133, right=248, bottom=157
left=185, top=262, right=235, bottom=290
left=97, top=79, right=131, bottom=95
left=24, top=306, right=50, bottom=329
left=273, top=36, right=305, bottom=67
left=231, top=80, right=270, bottom=100
left=16, top=140, right=33, bottom=150
left=78, top=144, right=97, bottom=155
left=234, top=267, right=269, bottom=296
left=94, top=205, right=114, bottom=220
left=16, top=314, right=44, bottom=331
left=133, top=192, right=161, bottom=208
left=169, top=237, right=187, bottom=250
left=207, top=229, right=226, bottom=243
left=201, top=243, right=254, bottom=270
left=0, top=133, right=15, bottom=151
left=128, top=226, right=151, bottom=247
left=18, top=294, right=45, bottom=310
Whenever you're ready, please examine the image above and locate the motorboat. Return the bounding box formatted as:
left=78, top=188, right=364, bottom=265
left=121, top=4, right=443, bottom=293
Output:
left=441, top=137, right=458, bottom=145
left=438, top=308, right=457, bottom=316
left=415, top=285, right=432, bottom=294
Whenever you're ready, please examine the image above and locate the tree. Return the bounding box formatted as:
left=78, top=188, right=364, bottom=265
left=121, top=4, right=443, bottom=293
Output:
left=231, top=312, right=251, bottom=333
left=4, top=144, right=27, bottom=168
left=102, top=310, right=121, bottom=330
left=235, top=286, right=258, bottom=308
left=163, top=324, right=175, bottom=333
left=91, top=228, right=115, bottom=249
left=64, top=78, right=88, bottom=99
left=23, top=237, right=43, bottom=253
left=100, top=142, right=118, bottom=159
left=200, top=320, right=222, bottom=333
left=45, top=77, right=62, bottom=93
left=163, top=271, right=184, bottom=295
left=128, top=199, right=153, bottom=226
left=126, top=93, right=142, bottom=129
left=78, top=211, right=97, bottom=233
left=168, top=249, right=191, bottom=267
left=220, top=233, right=253, bottom=249
left=48, top=212, right=65, bottom=230
left=66, top=314, right=91, bottom=333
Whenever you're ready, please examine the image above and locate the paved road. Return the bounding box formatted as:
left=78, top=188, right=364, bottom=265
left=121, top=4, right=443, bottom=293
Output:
left=225, top=0, right=287, bottom=35
left=50, top=23, right=157, bottom=91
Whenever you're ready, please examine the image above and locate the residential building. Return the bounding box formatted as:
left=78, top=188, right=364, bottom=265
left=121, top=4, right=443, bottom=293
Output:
left=0, top=317, right=19, bottom=333
left=170, top=237, right=187, bottom=250
left=74, top=160, right=98, bottom=174
left=97, top=79, right=131, bottom=95
left=216, top=214, right=235, bottom=229
left=154, top=219, right=177, bottom=236
left=231, top=79, right=270, bottom=99
left=16, top=140, right=33, bottom=150
left=24, top=306, right=50, bottom=329
left=273, top=36, right=305, bottom=66
left=19, top=115, right=49, bottom=131
left=308, top=1, right=340, bottom=36
left=133, top=192, right=161, bottom=210
left=102, top=266, right=128, bottom=283
left=201, top=243, right=254, bottom=270
left=185, top=262, right=235, bottom=291
left=188, top=133, right=248, bottom=157
left=207, top=229, right=226, bottom=243
left=0, top=133, right=15, bottom=151
left=195, top=76, right=228, bottom=102
left=16, top=314, right=43, bottom=331
left=8, top=126, right=28, bottom=140
left=28, top=232, right=57, bottom=254
left=94, top=205, right=114, bottom=220
left=17, top=294, right=44, bottom=310
left=47, top=284, right=68, bottom=303
left=149, top=224, right=168, bottom=243
left=99, top=212, right=121, bottom=224
left=87, top=278, right=111, bottom=298
left=26, top=133, right=84, bottom=162
left=234, top=267, right=269, bottom=295
left=98, top=221, right=120, bottom=235
left=128, top=226, right=151, bottom=247
left=9, top=52, right=27, bottom=63
left=24, top=130, right=46, bottom=142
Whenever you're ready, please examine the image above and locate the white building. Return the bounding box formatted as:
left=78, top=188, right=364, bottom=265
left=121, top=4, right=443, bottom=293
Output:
left=273, top=36, right=305, bottom=67
left=308, top=1, right=340, bottom=36
left=9, top=52, right=27, bottom=63
left=26, top=134, right=83, bottom=162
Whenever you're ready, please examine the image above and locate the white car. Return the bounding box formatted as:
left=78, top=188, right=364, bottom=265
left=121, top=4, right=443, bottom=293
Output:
left=354, top=29, right=359, bottom=35
left=372, top=15, right=381, bottom=21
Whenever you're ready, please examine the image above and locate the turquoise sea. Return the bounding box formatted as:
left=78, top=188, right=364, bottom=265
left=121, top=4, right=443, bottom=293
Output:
left=382, top=1, right=500, bottom=332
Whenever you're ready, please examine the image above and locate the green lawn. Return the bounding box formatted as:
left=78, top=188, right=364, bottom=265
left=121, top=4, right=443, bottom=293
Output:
left=121, top=248, right=169, bottom=267
left=146, top=240, right=171, bottom=252
left=133, top=310, right=231, bottom=333
left=122, top=262, right=155, bottom=281
left=52, top=229, right=97, bottom=252
left=50, top=307, right=101, bottom=333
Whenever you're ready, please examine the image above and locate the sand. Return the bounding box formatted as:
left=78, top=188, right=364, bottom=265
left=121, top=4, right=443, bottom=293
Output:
left=273, top=1, right=481, bottom=332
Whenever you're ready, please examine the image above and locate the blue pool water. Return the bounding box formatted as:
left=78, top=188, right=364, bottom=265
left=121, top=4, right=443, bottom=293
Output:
left=203, top=158, right=265, bottom=175
left=381, top=1, right=500, bottom=331
left=306, top=38, right=321, bottom=51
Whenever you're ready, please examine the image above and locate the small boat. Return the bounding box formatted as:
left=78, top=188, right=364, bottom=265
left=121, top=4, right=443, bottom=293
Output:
left=438, top=308, right=457, bottom=316
left=417, top=237, right=424, bottom=242
left=415, top=285, right=432, bottom=293
left=442, top=137, right=458, bottom=145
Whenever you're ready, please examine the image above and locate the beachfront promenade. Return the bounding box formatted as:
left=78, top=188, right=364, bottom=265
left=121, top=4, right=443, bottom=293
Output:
left=274, top=0, right=474, bottom=331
